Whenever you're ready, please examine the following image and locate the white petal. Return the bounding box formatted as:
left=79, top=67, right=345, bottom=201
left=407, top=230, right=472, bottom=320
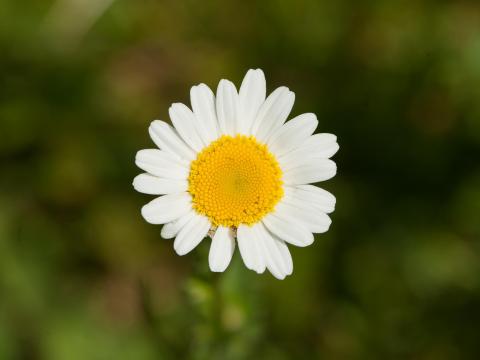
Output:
left=237, top=224, right=266, bottom=273
left=133, top=173, right=188, bottom=195
left=285, top=185, right=336, bottom=213
left=209, top=226, right=235, bottom=272
left=141, top=192, right=191, bottom=225
left=237, top=69, right=266, bottom=134
left=161, top=210, right=195, bottom=239
left=262, top=212, right=313, bottom=247
left=173, top=214, right=210, bottom=255
left=135, top=149, right=189, bottom=180
left=279, top=133, right=339, bottom=168
left=273, top=234, right=294, bottom=275
left=267, top=113, right=318, bottom=156
left=254, top=222, right=292, bottom=279
left=190, top=84, right=219, bottom=143
left=282, top=159, right=337, bottom=185
left=250, top=228, right=267, bottom=273
left=236, top=226, right=255, bottom=270
left=274, top=201, right=331, bottom=234
left=216, top=79, right=238, bottom=136
left=149, top=120, right=196, bottom=161
left=251, top=87, right=295, bottom=142
left=169, top=103, right=205, bottom=152
left=304, top=133, right=340, bottom=158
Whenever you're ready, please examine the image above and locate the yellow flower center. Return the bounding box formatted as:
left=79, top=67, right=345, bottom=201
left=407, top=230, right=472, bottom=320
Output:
left=188, top=135, right=283, bottom=227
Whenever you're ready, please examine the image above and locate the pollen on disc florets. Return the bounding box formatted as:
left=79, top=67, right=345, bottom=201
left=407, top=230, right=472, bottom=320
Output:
left=188, top=134, right=284, bottom=227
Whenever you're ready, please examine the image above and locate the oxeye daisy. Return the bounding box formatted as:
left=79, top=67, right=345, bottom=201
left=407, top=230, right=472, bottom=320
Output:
left=133, top=69, right=339, bottom=280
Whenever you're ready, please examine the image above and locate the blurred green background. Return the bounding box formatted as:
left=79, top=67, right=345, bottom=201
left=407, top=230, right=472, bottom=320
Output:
left=1, top=0, right=480, bottom=359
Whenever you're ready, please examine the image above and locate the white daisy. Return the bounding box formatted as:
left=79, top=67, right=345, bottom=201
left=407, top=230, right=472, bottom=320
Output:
left=133, top=69, right=338, bottom=280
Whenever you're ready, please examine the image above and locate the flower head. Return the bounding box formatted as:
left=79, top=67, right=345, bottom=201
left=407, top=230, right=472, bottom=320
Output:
left=133, top=69, right=338, bottom=279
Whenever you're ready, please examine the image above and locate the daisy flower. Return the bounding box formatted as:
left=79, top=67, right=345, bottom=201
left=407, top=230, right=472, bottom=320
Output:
left=133, top=69, right=338, bottom=279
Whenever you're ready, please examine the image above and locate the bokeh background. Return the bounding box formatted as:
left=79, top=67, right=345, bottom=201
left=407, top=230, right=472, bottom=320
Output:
left=2, top=0, right=480, bottom=359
